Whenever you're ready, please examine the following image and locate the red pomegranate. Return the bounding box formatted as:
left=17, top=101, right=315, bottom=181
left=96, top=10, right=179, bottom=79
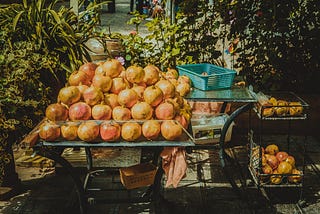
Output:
left=265, top=154, right=279, bottom=170
left=174, top=114, right=189, bottom=129
left=176, top=82, right=191, bottom=97
left=110, top=77, right=128, bottom=94
left=155, top=79, right=176, bottom=99
left=143, top=64, right=160, bottom=85
left=104, top=93, right=119, bottom=109
left=100, top=122, right=121, bottom=141
left=92, top=104, right=112, bottom=120
left=39, top=121, right=60, bottom=141
left=45, top=103, right=69, bottom=121
left=58, top=86, right=81, bottom=106
left=161, top=120, right=182, bottom=140
left=125, top=65, right=145, bottom=84
left=112, top=106, right=131, bottom=121
left=142, top=120, right=161, bottom=140
left=79, top=62, right=97, bottom=80
left=61, top=122, right=79, bottom=140
left=83, top=86, right=104, bottom=106
left=69, top=102, right=92, bottom=120
left=91, top=74, right=112, bottom=93
left=117, top=88, right=138, bottom=108
left=276, top=151, right=289, bottom=162
left=155, top=102, right=176, bottom=120
left=121, top=122, right=141, bottom=141
left=143, top=85, right=164, bottom=107
left=77, top=121, right=100, bottom=142
left=131, top=102, right=153, bottom=120
left=68, top=70, right=91, bottom=86
left=102, top=59, right=123, bottom=78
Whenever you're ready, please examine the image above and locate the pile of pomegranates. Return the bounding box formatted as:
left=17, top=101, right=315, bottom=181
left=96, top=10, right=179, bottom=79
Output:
left=257, top=144, right=302, bottom=184
left=39, top=59, right=193, bottom=143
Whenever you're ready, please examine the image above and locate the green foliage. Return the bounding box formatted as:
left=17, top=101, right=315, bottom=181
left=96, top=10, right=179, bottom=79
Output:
left=229, top=0, right=320, bottom=92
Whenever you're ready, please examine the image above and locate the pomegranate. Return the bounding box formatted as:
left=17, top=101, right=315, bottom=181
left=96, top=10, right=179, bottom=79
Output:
left=131, top=85, right=145, bottom=101
left=277, top=161, right=293, bottom=174
left=45, top=103, right=69, bottom=121
left=39, top=121, right=60, bottom=141
left=178, top=75, right=191, bottom=85
left=77, top=121, right=100, bottom=142
left=125, top=65, right=145, bottom=84
left=68, top=70, right=91, bottom=86
left=265, top=144, right=279, bottom=155
left=83, top=86, right=104, bottom=106
left=121, top=122, right=141, bottom=141
left=262, top=164, right=273, bottom=174
left=92, top=104, right=112, bottom=120
left=155, top=79, right=176, bottom=99
left=61, top=122, right=79, bottom=140
left=165, top=68, right=179, bottom=80
left=102, top=59, right=123, bottom=78
left=91, top=74, right=112, bottom=92
left=176, top=82, right=191, bottom=97
left=143, top=64, right=160, bottom=85
left=143, top=86, right=164, bottom=107
left=270, top=170, right=282, bottom=184
left=142, top=120, right=161, bottom=140
left=95, top=65, right=105, bottom=76
left=118, top=88, right=138, bottom=108
left=112, top=106, right=131, bottom=121
left=131, top=102, right=153, bottom=120
left=161, top=120, right=182, bottom=140
left=288, top=169, right=302, bottom=183
left=174, top=114, right=188, bottom=129
left=285, top=155, right=296, bottom=167
left=104, top=93, right=119, bottom=109
left=77, top=84, right=89, bottom=100
left=58, top=86, right=81, bottom=106
left=165, top=98, right=181, bottom=113
left=168, top=78, right=178, bottom=86
left=79, top=62, right=97, bottom=80
left=110, top=77, right=129, bottom=94
left=265, top=154, right=279, bottom=170
left=276, top=151, right=289, bottom=162
left=100, top=121, right=121, bottom=141
left=155, top=102, right=176, bottom=120
left=69, top=102, right=92, bottom=120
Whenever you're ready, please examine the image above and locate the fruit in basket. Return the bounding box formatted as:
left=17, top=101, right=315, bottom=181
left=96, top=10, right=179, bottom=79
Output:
left=277, top=161, right=293, bottom=174
left=289, top=102, right=303, bottom=116
left=100, top=122, right=121, bottom=141
left=276, top=151, right=289, bottom=162
left=274, top=100, right=289, bottom=116
left=288, top=168, right=303, bottom=183
left=270, top=170, right=282, bottom=184
left=265, top=144, right=279, bottom=155
left=121, top=122, right=142, bottom=141
left=155, top=79, right=176, bottom=99
left=110, top=77, right=129, bottom=94
left=155, top=102, right=176, bottom=120
left=69, top=102, right=92, bottom=121
left=161, top=120, right=183, bottom=140
left=104, top=93, right=119, bottom=109
left=91, top=104, right=112, bottom=120
left=61, top=122, right=79, bottom=140
left=112, top=106, right=132, bottom=121
left=39, top=121, right=60, bottom=141
left=143, top=85, right=164, bottom=107
left=261, top=154, right=267, bottom=166
left=79, top=62, right=97, bottom=80
left=91, top=74, right=112, bottom=93
left=261, top=106, right=274, bottom=117
left=118, top=88, right=139, bottom=108
left=77, top=121, right=100, bottom=142
left=125, top=65, right=145, bottom=84
left=45, top=103, right=69, bottom=121
left=143, top=64, right=160, bottom=85
left=265, top=154, right=279, bottom=170
left=176, top=82, right=191, bottom=97
left=262, top=164, right=273, bottom=174
left=58, top=86, right=81, bottom=106
left=83, top=86, right=104, bottom=106
left=131, top=102, right=153, bottom=120
left=269, top=97, right=277, bottom=106
left=68, top=70, right=91, bottom=86
left=285, top=155, right=296, bottom=168
left=142, top=120, right=161, bottom=140
left=102, top=58, right=123, bottom=78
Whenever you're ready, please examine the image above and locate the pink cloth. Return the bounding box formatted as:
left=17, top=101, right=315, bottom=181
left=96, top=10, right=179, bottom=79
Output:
left=188, top=101, right=231, bottom=114
left=160, top=147, right=187, bottom=188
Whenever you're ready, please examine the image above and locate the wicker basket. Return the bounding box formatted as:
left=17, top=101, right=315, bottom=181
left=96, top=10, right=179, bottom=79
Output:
left=177, top=63, right=236, bottom=90
left=119, top=163, right=157, bottom=189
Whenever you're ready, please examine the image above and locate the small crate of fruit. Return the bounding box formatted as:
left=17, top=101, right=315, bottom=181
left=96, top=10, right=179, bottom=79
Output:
left=253, top=91, right=309, bottom=119
left=249, top=137, right=303, bottom=187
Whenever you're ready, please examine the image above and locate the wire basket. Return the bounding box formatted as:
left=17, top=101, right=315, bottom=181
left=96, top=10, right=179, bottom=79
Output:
left=176, top=63, right=236, bottom=90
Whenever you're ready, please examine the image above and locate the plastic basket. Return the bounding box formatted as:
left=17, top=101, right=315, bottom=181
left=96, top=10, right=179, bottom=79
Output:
left=119, top=163, right=157, bottom=189
left=176, top=63, right=236, bottom=90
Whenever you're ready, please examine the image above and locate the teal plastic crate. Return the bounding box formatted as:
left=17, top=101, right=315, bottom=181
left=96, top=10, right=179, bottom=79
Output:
left=177, top=63, right=236, bottom=90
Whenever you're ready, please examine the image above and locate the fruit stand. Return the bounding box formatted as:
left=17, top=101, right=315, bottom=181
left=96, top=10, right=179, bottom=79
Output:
left=23, top=60, right=257, bottom=213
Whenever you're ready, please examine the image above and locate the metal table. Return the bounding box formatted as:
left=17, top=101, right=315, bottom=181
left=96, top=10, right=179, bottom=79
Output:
left=32, top=86, right=256, bottom=214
